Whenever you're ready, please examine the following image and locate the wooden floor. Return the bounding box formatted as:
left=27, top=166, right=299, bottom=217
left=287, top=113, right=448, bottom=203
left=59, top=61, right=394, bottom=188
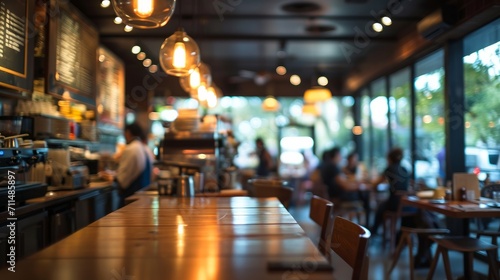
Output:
left=289, top=199, right=496, bottom=280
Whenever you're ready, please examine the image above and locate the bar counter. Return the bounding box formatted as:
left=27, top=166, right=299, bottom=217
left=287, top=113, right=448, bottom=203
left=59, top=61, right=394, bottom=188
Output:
left=0, top=196, right=340, bottom=280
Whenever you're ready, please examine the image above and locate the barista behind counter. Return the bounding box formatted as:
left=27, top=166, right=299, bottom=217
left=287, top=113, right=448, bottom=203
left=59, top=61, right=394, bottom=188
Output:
left=99, top=123, right=155, bottom=203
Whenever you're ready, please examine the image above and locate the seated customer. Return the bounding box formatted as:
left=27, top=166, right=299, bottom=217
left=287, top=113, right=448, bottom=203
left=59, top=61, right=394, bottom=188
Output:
left=342, top=151, right=371, bottom=226
left=370, top=147, right=410, bottom=234
left=320, top=147, right=365, bottom=203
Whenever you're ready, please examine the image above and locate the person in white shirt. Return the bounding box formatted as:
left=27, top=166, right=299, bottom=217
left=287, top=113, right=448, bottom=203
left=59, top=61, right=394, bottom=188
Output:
left=101, top=123, right=154, bottom=201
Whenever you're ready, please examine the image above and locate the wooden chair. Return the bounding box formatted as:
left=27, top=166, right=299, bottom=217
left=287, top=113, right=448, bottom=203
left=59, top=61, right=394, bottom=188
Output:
left=426, top=236, right=499, bottom=280
left=251, top=185, right=294, bottom=208
left=330, top=216, right=371, bottom=280
left=381, top=192, right=417, bottom=253
left=386, top=226, right=450, bottom=280
left=333, top=199, right=365, bottom=225
left=309, top=195, right=334, bottom=256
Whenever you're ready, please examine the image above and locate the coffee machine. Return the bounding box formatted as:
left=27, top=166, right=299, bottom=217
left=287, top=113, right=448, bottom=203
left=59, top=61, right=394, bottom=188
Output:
left=0, top=147, right=49, bottom=210
left=46, top=148, right=88, bottom=190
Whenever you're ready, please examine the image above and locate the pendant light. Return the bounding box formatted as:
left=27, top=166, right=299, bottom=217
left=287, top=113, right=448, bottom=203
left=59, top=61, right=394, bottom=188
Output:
left=302, top=103, right=320, bottom=116
left=112, top=0, right=176, bottom=28
left=179, top=62, right=212, bottom=94
left=160, top=28, right=201, bottom=77
left=303, top=86, right=332, bottom=103
left=205, top=85, right=219, bottom=108
left=193, top=82, right=208, bottom=101
left=262, top=96, right=280, bottom=112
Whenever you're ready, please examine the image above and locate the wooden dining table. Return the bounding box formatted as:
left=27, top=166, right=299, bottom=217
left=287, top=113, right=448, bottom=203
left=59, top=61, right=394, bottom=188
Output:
left=401, top=196, right=500, bottom=279
left=0, top=196, right=342, bottom=280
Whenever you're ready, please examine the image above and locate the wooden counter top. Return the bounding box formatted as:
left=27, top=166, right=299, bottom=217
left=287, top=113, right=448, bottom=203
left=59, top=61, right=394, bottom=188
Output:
left=0, top=182, right=115, bottom=220
left=0, top=196, right=338, bottom=280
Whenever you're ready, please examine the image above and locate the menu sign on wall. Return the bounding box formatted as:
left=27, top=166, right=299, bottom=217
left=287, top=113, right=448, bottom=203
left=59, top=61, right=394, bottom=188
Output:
left=47, top=0, right=97, bottom=106
left=0, top=0, right=33, bottom=93
left=97, top=47, right=125, bottom=130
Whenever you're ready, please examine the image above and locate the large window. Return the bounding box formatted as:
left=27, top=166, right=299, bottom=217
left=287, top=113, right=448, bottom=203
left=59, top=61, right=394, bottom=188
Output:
left=360, top=89, right=371, bottom=174
left=371, top=78, right=389, bottom=173
left=463, top=18, right=500, bottom=181
left=414, top=50, right=445, bottom=187
left=389, top=68, right=412, bottom=172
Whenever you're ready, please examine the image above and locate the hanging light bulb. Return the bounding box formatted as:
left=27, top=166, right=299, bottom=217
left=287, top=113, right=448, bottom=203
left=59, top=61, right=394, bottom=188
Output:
left=303, top=86, right=332, bottom=103
left=134, top=0, right=154, bottom=18
left=159, top=28, right=201, bottom=77
left=179, top=62, right=212, bottom=93
left=206, top=86, right=218, bottom=108
left=195, top=83, right=208, bottom=101
left=172, top=42, right=186, bottom=68
left=262, top=96, right=280, bottom=112
left=112, top=0, right=176, bottom=29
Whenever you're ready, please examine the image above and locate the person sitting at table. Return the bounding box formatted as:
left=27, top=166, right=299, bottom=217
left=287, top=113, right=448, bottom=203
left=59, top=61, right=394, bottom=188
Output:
left=320, top=148, right=367, bottom=218
left=370, top=147, right=410, bottom=234
left=342, top=151, right=371, bottom=226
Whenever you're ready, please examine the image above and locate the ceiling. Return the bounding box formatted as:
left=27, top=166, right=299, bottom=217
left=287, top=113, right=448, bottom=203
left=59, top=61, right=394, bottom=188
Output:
left=70, top=0, right=441, bottom=98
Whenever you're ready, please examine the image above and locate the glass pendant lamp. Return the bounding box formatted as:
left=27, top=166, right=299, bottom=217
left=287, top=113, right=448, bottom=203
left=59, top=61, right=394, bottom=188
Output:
left=160, top=28, right=201, bottom=77
left=303, top=86, right=332, bottom=103
left=262, top=96, right=280, bottom=112
left=112, top=0, right=176, bottom=28
left=179, top=62, right=212, bottom=93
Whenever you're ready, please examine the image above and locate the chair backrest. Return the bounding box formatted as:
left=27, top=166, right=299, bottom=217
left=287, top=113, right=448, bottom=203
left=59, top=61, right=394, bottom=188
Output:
left=481, top=184, right=500, bottom=199
left=309, top=195, right=334, bottom=256
left=330, top=216, right=371, bottom=280
left=251, top=185, right=294, bottom=208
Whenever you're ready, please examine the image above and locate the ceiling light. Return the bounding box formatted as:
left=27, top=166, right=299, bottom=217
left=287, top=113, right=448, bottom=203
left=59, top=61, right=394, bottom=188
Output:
left=149, top=64, right=158, bottom=73
left=317, top=76, right=328, bottom=86
left=111, top=0, right=176, bottom=29
left=114, top=16, right=123, bottom=24
left=205, top=86, right=219, bottom=108
left=137, top=52, right=146, bottom=60
left=276, top=66, right=287, bottom=75
left=381, top=16, right=392, bottom=26
left=101, top=0, right=111, bottom=8
left=124, top=25, right=133, bottom=32
left=290, top=74, right=301, bottom=86
left=131, top=45, right=141, bottom=54
left=262, top=96, right=280, bottom=112
left=372, top=22, right=383, bottom=32
left=302, top=103, right=320, bottom=116
left=304, top=86, right=332, bottom=103
left=143, top=58, right=152, bottom=67
left=196, top=83, right=208, bottom=101
left=352, top=126, right=363, bottom=135
left=179, top=62, right=212, bottom=93
left=159, top=28, right=201, bottom=77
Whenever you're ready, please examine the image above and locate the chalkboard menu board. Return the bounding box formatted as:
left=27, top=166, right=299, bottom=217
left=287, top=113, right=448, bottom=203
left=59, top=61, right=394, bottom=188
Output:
left=97, top=46, right=125, bottom=131
left=0, top=0, right=34, bottom=94
left=47, top=0, right=97, bottom=106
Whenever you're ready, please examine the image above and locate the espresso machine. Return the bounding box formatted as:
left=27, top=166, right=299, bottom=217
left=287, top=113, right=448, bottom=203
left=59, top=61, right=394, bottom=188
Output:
left=0, top=147, right=49, bottom=210
left=46, top=147, right=89, bottom=190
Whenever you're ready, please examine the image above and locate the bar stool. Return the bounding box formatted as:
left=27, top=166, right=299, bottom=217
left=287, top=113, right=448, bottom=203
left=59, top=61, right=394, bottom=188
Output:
left=426, top=236, right=499, bottom=280
left=386, top=226, right=450, bottom=280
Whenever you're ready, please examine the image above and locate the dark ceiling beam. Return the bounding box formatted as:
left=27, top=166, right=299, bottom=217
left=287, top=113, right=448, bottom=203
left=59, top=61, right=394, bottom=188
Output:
left=87, top=14, right=422, bottom=21
left=100, top=34, right=398, bottom=41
